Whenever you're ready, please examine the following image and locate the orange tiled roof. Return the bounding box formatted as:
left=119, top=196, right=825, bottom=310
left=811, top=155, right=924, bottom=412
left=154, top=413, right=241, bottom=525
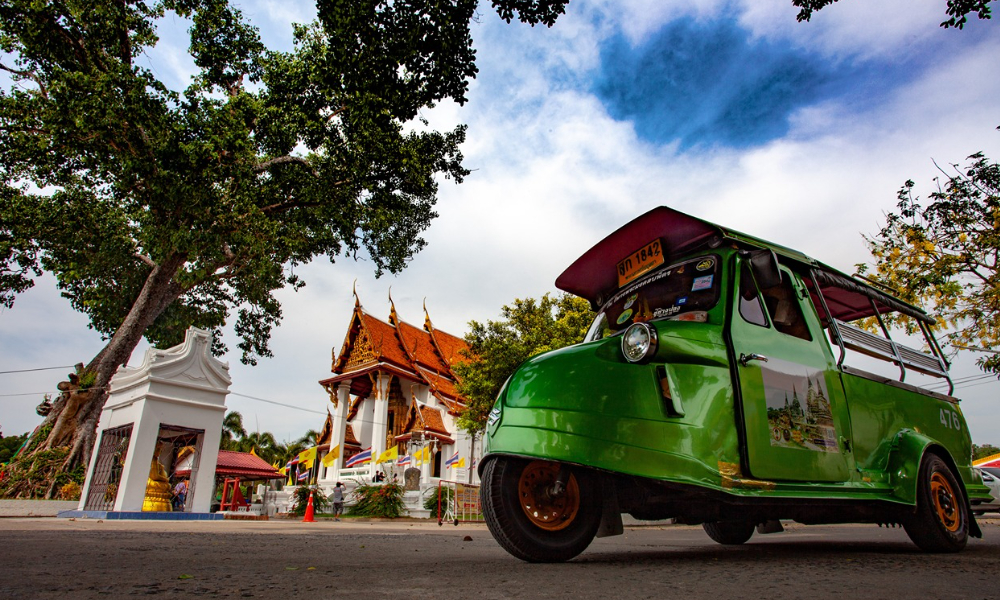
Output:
left=359, top=312, right=412, bottom=371
left=333, top=303, right=415, bottom=376
left=396, top=320, right=451, bottom=375
left=419, top=367, right=462, bottom=402
left=428, top=327, right=470, bottom=371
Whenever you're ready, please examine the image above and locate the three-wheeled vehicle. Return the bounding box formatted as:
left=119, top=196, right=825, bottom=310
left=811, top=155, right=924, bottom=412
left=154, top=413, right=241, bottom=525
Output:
left=479, top=206, right=992, bottom=562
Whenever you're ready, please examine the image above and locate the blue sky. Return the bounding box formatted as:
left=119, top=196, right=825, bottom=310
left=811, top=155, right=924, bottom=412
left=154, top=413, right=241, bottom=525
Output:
left=2, top=0, right=999, bottom=444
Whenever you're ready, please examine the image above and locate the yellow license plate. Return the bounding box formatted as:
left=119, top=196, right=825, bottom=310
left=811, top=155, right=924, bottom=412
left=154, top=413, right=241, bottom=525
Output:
left=617, top=239, right=664, bottom=287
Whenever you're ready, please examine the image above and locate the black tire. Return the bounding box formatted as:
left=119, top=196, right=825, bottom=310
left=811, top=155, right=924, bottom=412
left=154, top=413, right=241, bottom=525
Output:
left=481, top=457, right=602, bottom=562
left=903, top=454, right=969, bottom=553
left=703, top=520, right=755, bottom=545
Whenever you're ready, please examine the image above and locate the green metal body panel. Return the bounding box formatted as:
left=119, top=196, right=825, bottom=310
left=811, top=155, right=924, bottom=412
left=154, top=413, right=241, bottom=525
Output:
left=484, top=245, right=991, bottom=512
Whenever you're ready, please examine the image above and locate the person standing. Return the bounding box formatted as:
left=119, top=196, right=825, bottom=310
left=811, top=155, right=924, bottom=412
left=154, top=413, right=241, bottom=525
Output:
left=332, top=482, right=345, bottom=521
left=172, top=479, right=188, bottom=511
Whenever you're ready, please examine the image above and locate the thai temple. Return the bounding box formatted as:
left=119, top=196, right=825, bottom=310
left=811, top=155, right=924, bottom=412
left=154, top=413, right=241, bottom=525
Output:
left=307, top=293, right=480, bottom=499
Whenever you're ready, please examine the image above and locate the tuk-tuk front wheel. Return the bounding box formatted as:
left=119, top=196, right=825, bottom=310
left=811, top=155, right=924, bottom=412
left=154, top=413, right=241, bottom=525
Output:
left=481, top=457, right=601, bottom=562
left=903, top=454, right=969, bottom=553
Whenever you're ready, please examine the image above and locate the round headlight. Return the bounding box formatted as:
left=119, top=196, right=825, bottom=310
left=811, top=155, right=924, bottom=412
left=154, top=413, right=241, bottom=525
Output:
left=621, top=322, right=658, bottom=363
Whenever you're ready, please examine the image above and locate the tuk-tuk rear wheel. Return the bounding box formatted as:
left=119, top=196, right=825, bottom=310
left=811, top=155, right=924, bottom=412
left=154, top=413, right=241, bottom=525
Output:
left=903, top=454, right=968, bottom=553
left=702, top=520, right=755, bottom=545
left=481, top=457, right=601, bottom=563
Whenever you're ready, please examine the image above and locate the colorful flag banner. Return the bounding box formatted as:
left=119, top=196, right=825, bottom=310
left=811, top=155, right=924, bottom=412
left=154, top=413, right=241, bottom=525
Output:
left=345, top=447, right=372, bottom=468
left=375, top=446, right=399, bottom=464
left=298, top=447, right=318, bottom=469
left=322, top=445, right=340, bottom=467
left=455, top=457, right=466, bottom=468
left=396, top=455, right=411, bottom=467
left=297, top=469, right=309, bottom=482
left=444, top=451, right=459, bottom=468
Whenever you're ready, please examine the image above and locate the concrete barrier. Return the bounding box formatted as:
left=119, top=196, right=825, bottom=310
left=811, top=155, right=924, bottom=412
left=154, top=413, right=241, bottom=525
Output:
left=0, top=499, right=79, bottom=517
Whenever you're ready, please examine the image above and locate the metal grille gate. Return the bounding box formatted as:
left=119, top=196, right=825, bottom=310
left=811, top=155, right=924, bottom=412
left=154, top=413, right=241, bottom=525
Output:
left=83, top=424, right=133, bottom=511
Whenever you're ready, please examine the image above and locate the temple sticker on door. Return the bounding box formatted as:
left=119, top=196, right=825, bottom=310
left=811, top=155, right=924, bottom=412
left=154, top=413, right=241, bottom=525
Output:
left=761, top=361, right=838, bottom=453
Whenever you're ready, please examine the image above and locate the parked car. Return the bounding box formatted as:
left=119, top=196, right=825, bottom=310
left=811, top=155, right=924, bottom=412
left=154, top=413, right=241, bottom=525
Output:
left=973, top=467, right=1000, bottom=515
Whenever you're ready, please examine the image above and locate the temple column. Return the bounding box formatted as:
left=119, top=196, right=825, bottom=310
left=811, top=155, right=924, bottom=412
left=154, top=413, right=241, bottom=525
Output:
left=329, top=383, right=350, bottom=478
left=370, top=373, right=390, bottom=477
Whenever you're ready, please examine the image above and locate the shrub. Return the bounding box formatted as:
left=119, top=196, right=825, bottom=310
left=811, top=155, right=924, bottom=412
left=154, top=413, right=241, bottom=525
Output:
left=291, top=485, right=330, bottom=516
left=58, top=481, right=81, bottom=501
left=347, top=482, right=405, bottom=518
left=423, top=485, right=453, bottom=514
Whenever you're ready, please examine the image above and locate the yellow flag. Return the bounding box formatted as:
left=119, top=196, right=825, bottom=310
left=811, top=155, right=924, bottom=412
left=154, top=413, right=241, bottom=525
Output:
left=422, top=446, right=431, bottom=462
left=298, top=447, right=318, bottom=468
left=278, top=466, right=287, bottom=476
left=322, top=445, right=340, bottom=467
left=456, top=457, right=466, bottom=468
left=375, top=446, right=398, bottom=464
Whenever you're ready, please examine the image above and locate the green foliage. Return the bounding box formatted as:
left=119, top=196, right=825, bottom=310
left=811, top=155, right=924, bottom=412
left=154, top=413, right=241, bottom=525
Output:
left=219, top=411, right=247, bottom=451
left=0, top=0, right=568, bottom=370
left=218, top=410, right=307, bottom=466
left=347, top=482, right=405, bottom=518
left=859, top=150, right=1000, bottom=375
left=291, top=485, right=330, bottom=516
left=0, top=432, right=29, bottom=463
left=974, top=443, right=1000, bottom=460
left=423, top=485, right=454, bottom=512
left=792, top=0, right=994, bottom=28
left=453, top=292, right=594, bottom=434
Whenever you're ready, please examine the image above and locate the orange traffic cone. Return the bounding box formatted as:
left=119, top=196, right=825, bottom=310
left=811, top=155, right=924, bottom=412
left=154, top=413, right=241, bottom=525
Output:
left=302, top=490, right=317, bottom=523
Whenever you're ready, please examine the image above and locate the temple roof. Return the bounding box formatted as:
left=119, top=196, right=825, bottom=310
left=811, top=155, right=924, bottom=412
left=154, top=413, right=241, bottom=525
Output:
left=395, top=405, right=455, bottom=445
left=322, top=296, right=470, bottom=409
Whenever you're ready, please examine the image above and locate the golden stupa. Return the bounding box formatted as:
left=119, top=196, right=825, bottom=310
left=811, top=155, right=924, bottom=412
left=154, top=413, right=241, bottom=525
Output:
left=142, top=454, right=173, bottom=512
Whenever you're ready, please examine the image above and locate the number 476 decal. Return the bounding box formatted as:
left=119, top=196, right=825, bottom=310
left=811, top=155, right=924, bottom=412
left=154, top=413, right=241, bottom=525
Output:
left=940, top=408, right=962, bottom=431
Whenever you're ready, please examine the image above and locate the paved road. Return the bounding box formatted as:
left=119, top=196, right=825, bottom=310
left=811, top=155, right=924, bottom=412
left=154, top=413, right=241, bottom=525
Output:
left=3, top=517, right=999, bottom=599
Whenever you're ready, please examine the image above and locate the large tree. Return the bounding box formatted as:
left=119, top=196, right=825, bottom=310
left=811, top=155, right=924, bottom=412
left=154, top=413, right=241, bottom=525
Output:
left=858, top=150, right=1000, bottom=375
left=0, top=0, right=569, bottom=498
left=454, top=292, right=593, bottom=435
left=792, top=0, right=994, bottom=28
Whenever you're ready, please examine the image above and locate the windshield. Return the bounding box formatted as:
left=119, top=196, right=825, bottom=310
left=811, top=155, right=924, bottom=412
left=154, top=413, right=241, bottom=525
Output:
left=585, top=255, right=722, bottom=341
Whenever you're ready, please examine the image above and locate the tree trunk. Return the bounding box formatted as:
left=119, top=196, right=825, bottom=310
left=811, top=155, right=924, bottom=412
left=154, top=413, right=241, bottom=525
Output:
left=0, top=254, right=188, bottom=499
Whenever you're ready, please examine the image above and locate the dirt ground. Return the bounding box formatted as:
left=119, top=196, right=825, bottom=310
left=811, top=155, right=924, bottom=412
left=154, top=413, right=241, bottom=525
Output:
left=3, top=517, right=1000, bottom=599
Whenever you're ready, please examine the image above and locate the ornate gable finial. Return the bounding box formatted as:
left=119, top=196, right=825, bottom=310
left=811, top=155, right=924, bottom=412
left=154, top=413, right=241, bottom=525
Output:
left=388, top=287, right=399, bottom=326
left=423, top=298, right=433, bottom=333
left=352, top=279, right=361, bottom=308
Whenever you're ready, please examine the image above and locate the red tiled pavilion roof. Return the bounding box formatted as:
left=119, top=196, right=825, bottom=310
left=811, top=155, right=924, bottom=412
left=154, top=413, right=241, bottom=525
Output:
left=175, top=450, right=281, bottom=480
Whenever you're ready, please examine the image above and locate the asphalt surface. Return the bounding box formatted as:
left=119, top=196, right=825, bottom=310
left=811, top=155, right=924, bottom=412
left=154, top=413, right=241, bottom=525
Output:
left=3, top=517, right=1000, bottom=599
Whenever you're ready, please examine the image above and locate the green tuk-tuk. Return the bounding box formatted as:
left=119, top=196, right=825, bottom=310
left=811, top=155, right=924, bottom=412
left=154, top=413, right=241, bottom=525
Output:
left=479, top=206, right=992, bottom=562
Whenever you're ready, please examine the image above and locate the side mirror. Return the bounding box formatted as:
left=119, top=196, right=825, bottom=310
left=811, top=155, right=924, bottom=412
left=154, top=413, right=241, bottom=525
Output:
left=749, top=249, right=782, bottom=290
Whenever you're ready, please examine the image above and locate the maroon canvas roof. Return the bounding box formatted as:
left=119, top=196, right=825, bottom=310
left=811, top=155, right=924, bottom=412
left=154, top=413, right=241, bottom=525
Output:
left=555, top=206, right=932, bottom=325
left=556, top=206, right=720, bottom=304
